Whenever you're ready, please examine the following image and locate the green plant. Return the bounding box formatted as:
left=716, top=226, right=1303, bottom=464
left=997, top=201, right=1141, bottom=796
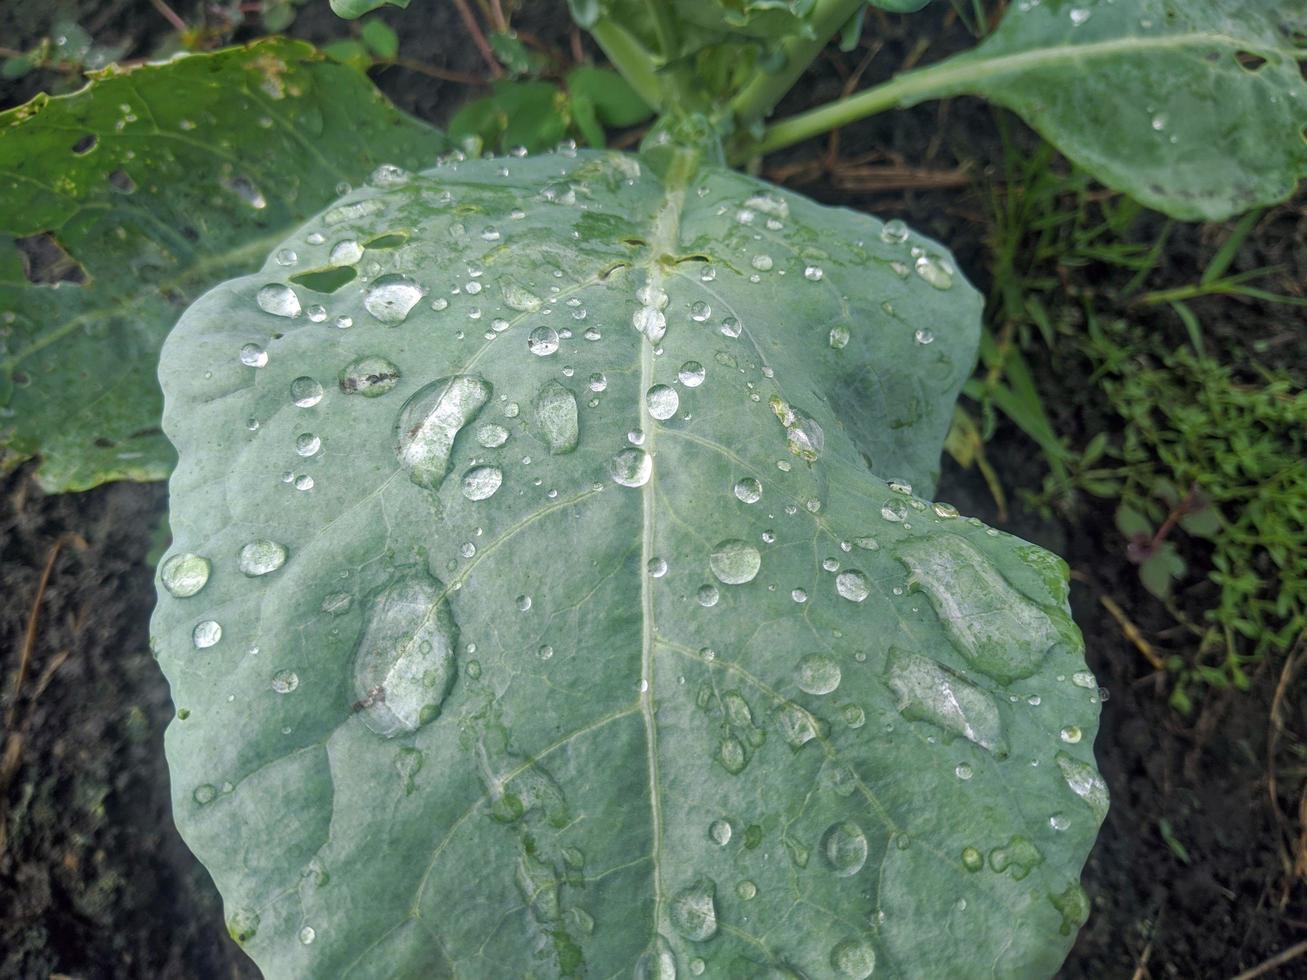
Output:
left=3, top=1, right=1304, bottom=977
left=1042, top=317, right=1306, bottom=714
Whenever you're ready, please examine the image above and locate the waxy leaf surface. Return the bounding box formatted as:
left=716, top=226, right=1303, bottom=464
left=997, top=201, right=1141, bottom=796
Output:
left=154, top=150, right=1104, bottom=978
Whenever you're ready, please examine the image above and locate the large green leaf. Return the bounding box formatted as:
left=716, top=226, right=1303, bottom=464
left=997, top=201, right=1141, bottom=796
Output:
left=152, top=149, right=1104, bottom=978
left=913, top=0, right=1307, bottom=220
left=0, top=39, right=445, bottom=491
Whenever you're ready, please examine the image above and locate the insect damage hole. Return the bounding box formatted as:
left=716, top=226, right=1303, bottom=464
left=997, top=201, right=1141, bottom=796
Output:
left=15, top=233, right=88, bottom=286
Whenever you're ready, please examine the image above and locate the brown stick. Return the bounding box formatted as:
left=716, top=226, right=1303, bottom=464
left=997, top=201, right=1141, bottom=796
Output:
left=1231, top=939, right=1307, bottom=980
left=450, top=0, right=503, bottom=79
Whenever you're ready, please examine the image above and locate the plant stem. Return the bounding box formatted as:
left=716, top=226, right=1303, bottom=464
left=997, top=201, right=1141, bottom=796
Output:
left=729, top=0, right=865, bottom=127
left=589, top=20, right=663, bottom=112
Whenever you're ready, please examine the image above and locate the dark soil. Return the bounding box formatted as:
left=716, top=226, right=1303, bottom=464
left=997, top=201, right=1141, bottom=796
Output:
left=2, top=2, right=1304, bottom=978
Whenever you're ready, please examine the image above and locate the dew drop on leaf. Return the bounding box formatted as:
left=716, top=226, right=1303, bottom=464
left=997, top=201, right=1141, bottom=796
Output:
left=256, top=283, right=300, bottom=318
left=339, top=356, right=400, bottom=397
left=822, top=820, right=868, bottom=876
left=646, top=384, right=679, bottom=421
left=364, top=274, right=424, bottom=324
left=290, top=377, right=324, bottom=408
left=238, top=539, right=287, bottom=576
left=193, top=620, right=222, bottom=648
left=733, top=477, right=762, bottom=504
left=796, top=653, right=841, bottom=695
left=161, top=553, right=210, bottom=597
left=608, top=448, right=651, bottom=488
left=709, top=539, right=761, bottom=585
left=669, top=878, right=718, bottom=941
left=461, top=465, right=503, bottom=501
left=394, top=375, right=492, bottom=490
left=835, top=569, right=869, bottom=603
left=533, top=380, right=579, bottom=454
left=527, top=325, right=560, bottom=356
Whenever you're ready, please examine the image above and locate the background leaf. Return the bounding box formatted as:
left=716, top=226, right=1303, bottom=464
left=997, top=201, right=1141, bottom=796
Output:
left=0, top=38, right=445, bottom=491
left=153, top=149, right=1103, bottom=978
left=914, top=0, right=1307, bottom=220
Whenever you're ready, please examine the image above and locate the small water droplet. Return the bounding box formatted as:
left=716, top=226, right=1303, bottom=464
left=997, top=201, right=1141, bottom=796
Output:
left=709, top=819, right=732, bottom=846
left=880, top=219, right=909, bottom=244
left=534, top=380, right=579, bottom=453
left=914, top=255, right=953, bottom=290
left=831, top=938, right=876, bottom=979
left=697, top=585, right=720, bottom=607
left=797, top=653, right=841, bottom=695
left=339, top=356, right=400, bottom=397
left=955, top=762, right=974, bottom=780
left=161, top=553, right=210, bottom=597
left=733, top=477, right=762, bottom=504
left=298, top=925, right=316, bottom=945
left=822, top=820, right=869, bottom=876
left=461, top=465, right=503, bottom=501
left=239, top=343, right=268, bottom=367
left=271, top=669, right=299, bottom=694
left=295, top=432, right=321, bottom=457
left=751, top=254, right=774, bottom=271
left=364, top=275, right=424, bottom=324
left=257, top=284, right=300, bottom=318
left=193, top=620, right=222, bottom=649
left=669, top=878, right=718, bottom=941
left=528, top=325, right=560, bottom=356
left=804, top=265, right=824, bottom=281
left=476, top=423, right=509, bottom=448
left=609, top=448, right=652, bottom=487
left=835, top=569, right=870, bottom=603
left=829, top=324, right=851, bottom=349
left=689, top=301, right=711, bottom=322
left=290, top=377, right=324, bottom=408
left=1059, top=725, right=1082, bottom=744
left=648, top=557, right=668, bottom=578
left=678, top=361, right=705, bottom=387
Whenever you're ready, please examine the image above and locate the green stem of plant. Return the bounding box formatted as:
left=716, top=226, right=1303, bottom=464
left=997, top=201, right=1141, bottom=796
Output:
left=729, top=0, right=865, bottom=127
left=588, top=20, right=664, bottom=112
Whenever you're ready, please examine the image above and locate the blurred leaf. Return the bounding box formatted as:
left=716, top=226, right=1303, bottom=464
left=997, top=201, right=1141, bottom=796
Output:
left=330, top=0, right=409, bottom=18
left=360, top=19, right=399, bottom=60
left=567, top=65, right=653, bottom=128
left=449, top=81, right=570, bottom=155
left=1139, top=542, right=1185, bottom=599
left=488, top=31, right=539, bottom=77
left=322, top=38, right=373, bottom=72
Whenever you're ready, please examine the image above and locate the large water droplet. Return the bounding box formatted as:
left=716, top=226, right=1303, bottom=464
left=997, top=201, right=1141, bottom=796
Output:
left=352, top=570, right=459, bottom=737
left=534, top=380, right=579, bottom=454
left=678, top=361, right=705, bottom=387
left=329, top=238, right=364, bottom=265
left=339, top=356, right=400, bottom=397
left=831, top=939, right=876, bottom=978
left=669, top=879, right=718, bottom=941
left=634, top=936, right=677, bottom=980
left=394, top=375, right=492, bottom=490
left=646, top=384, right=679, bottom=421
left=239, top=343, right=268, bottom=367
left=161, top=553, right=210, bottom=597
left=528, top=325, right=560, bottom=356
left=257, top=284, right=300, bottom=318
left=709, top=539, right=761, bottom=585
left=914, top=255, right=953, bottom=290
left=898, top=536, right=1061, bottom=683
left=733, top=477, right=762, bottom=504
left=461, top=465, right=503, bottom=501
left=238, top=540, right=287, bottom=577
left=1055, top=751, right=1109, bottom=821
left=709, top=819, right=732, bottom=846
left=835, top=569, right=869, bottom=603
left=796, top=653, right=841, bottom=695
left=822, top=821, right=868, bottom=876
left=886, top=649, right=1007, bottom=754
left=502, top=282, right=542, bottom=312
left=879, top=219, right=909, bottom=244
left=609, top=448, right=651, bottom=488
left=290, top=377, right=323, bottom=408
left=364, top=274, right=424, bottom=324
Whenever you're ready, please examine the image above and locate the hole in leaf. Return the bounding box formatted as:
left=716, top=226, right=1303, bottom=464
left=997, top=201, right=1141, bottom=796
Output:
left=16, top=232, right=88, bottom=286
left=93, top=436, right=117, bottom=448
left=598, top=261, right=630, bottom=280
left=223, top=174, right=267, bottom=210
left=1235, top=50, right=1268, bottom=71
left=292, top=266, right=357, bottom=293
left=673, top=253, right=712, bottom=266
left=108, top=169, right=136, bottom=193
left=72, top=133, right=97, bottom=155
left=621, top=237, right=647, bottom=248
left=181, top=226, right=199, bottom=242
left=364, top=232, right=408, bottom=249
left=13, top=371, right=31, bottom=386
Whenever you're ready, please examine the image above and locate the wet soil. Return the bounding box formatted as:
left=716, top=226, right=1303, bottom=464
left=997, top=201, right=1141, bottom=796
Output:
left=2, top=2, right=1304, bottom=978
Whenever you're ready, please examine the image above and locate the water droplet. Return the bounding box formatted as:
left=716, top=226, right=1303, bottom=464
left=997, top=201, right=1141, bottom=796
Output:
left=527, top=325, right=560, bottom=356
left=709, top=819, right=732, bottom=846
left=736, top=880, right=757, bottom=900
left=227, top=907, right=260, bottom=944
left=690, top=959, right=705, bottom=976
left=161, top=553, right=210, bottom=597
left=633, top=306, right=667, bottom=343
left=733, top=477, right=762, bottom=504
left=962, top=846, right=984, bottom=871
left=192, top=784, right=217, bottom=805
left=460, top=465, right=503, bottom=501
left=634, top=935, right=678, bottom=980
left=295, top=433, right=321, bottom=457
left=352, top=570, right=458, bottom=737
left=609, top=448, right=651, bottom=487
left=369, top=163, right=410, bottom=186
left=669, top=879, right=718, bottom=941
left=295, top=474, right=315, bottom=491
left=914, top=255, right=953, bottom=289
left=329, top=239, right=364, bottom=265
left=193, top=620, right=222, bottom=649
left=796, top=653, right=841, bottom=695
left=842, top=704, right=866, bottom=728
left=914, top=327, right=935, bottom=345
left=887, top=649, right=1007, bottom=754
left=689, top=301, right=711, bottom=322
left=709, top=539, right=761, bottom=585
left=1069, top=6, right=1090, bottom=25
left=239, top=343, right=268, bottom=367
left=720, top=316, right=741, bottom=339
left=1056, top=750, right=1109, bottom=821
left=502, top=282, right=542, bottom=312
left=822, top=821, right=868, bottom=876
left=648, top=557, right=668, bottom=578
left=751, top=254, right=773, bottom=271
left=516, top=594, right=533, bottom=612
left=831, top=938, right=876, bottom=978
left=835, top=569, right=869, bottom=603
left=829, top=324, right=851, bottom=349
left=364, top=274, right=424, bottom=324
left=394, top=375, right=492, bottom=490
left=1059, top=725, right=1082, bottom=744
left=271, top=669, right=299, bottom=694
left=697, top=584, right=720, bottom=607
left=898, top=536, right=1060, bottom=683
left=298, top=925, right=316, bottom=945
left=645, top=384, right=680, bottom=421
left=476, top=423, right=509, bottom=448
left=1049, top=812, right=1071, bottom=831
left=534, top=380, right=579, bottom=454
left=257, top=284, right=300, bottom=318
left=339, top=356, right=400, bottom=397
left=238, top=540, right=287, bottom=577
left=678, top=361, right=706, bottom=387
left=880, top=219, right=909, bottom=244
left=290, top=377, right=324, bottom=408
left=955, top=762, right=973, bottom=780
left=988, top=835, right=1044, bottom=880
left=804, top=265, right=824, bottom=281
